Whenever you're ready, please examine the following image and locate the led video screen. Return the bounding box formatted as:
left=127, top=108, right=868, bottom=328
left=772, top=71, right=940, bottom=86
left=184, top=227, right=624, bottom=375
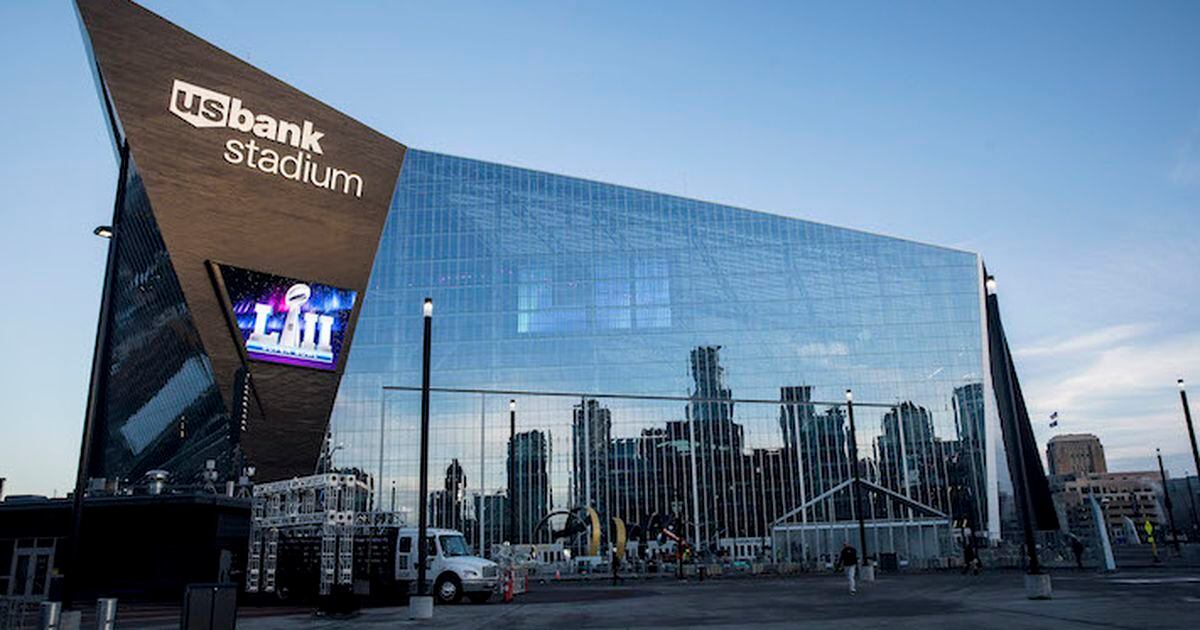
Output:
left=218, top=265, right=357, bottom=370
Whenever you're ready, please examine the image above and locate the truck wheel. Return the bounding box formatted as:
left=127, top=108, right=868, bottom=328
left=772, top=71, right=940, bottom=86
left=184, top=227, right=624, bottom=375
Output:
left=467, top=592, right=491, bottom=604
left=433, top=574, right=462, bottom=604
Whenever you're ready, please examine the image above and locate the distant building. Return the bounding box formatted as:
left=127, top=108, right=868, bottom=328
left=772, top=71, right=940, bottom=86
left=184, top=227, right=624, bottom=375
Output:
left=1051, top=471, right=1165, bottom=544
left=1046, top=434, right=1107, bottom=476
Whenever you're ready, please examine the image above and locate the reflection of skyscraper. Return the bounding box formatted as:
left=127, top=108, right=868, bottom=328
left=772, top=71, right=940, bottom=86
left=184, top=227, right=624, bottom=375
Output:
left=689, top=346, right=734, bottom=424
left=779, top=386, right=814, bottom=451
left=779, top=386, right=815, bottom=516
left=797, top=405, right=852, bottom=521
left=952, top=383, right=988, bottom=530
left=606, top=425, right=692, bottom=552
left=878, top=402, right=944, bottom=512
left=430, top=459, right=467, bottom=530
left=470, top=493, right=509, bottom=556
left=508, top=430, right=549, bottom=543
left=686, top=346, right=746, bottom=545
left=573, top=399, right=612, bottom=538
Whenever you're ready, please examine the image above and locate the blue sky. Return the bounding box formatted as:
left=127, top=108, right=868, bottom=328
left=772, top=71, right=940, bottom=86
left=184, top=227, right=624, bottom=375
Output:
left=0, top=0, right=1197, bottom=496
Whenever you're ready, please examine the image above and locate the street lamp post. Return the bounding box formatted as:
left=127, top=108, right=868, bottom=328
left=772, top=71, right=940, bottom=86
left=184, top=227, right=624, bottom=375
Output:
left=1179, top=380, right=1200, bottom=541
left=411, top=298, right=434, bottom=618
left=1156, top=449, right=1181, bottom=554
left=508, top=399, right=517, bottom=544
left=845, top=389, right=870, bottom=578
left=1180, top=380, right=1200, bottom=483
left=65, top=203, right=125, bottom=609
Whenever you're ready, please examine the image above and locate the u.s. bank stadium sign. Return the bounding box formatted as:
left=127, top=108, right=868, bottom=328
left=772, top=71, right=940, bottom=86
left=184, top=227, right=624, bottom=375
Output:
left=169, top=78, right=365, bottom=198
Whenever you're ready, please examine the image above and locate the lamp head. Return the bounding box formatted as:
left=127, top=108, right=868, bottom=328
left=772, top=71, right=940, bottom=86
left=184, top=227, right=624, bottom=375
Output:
left=423, top=298, right=433, bottom=318
left=845, top=389, right=853, bottom=402
left=985, top=275, right=997, bottom=295
left=509, top=399, right=516, bottom=412
left=93, top=225, right=113, bottom=239
left=1179, top=378, right=1186, bottom=391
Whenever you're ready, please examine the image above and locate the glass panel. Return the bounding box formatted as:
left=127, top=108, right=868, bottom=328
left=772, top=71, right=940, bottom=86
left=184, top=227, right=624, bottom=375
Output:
left=32, top=554, right=49, bottom=596
left=94, top=157, right=229, bottom=483
left=13, top=555, right=29, bottom=596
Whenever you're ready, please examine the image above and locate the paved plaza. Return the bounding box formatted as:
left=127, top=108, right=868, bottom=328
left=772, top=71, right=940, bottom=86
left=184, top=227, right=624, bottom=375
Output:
left=112, top=568, right=1200, bottom=629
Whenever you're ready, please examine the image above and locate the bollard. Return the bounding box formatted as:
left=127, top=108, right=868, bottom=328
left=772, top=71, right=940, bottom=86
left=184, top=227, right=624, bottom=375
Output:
left=407, top=595, right=433, bottom=620
left=1024, top=573, right=1052, bottom=600
left=860, top=564, right=876, bottom=582
left=96, top=598, right=118, bottom=630
left=39, top=601, right=61, bottom=630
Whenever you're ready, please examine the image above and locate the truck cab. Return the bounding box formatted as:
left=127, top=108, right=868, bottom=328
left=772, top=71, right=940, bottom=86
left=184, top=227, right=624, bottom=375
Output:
left=394, top=528, right=498, bottom=604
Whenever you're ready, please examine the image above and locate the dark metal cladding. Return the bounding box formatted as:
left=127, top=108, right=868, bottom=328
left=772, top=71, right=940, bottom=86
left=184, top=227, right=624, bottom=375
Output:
left=75, top=0, right=406, bottom=480
left=985, top=269, right=1059, bottom=532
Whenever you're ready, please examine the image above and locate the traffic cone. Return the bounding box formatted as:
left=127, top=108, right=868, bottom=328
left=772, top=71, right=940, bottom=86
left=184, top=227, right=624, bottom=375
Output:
left=555, top=569, right=561, bottom=580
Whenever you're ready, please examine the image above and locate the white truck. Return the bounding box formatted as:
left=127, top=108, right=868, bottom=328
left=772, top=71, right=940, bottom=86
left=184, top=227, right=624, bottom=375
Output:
left=395, top=528, right=499, bottom=604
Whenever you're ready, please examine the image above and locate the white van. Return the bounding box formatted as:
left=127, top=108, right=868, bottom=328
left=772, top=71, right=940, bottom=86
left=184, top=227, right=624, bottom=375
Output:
left=395, top=528, right=499, bottom=604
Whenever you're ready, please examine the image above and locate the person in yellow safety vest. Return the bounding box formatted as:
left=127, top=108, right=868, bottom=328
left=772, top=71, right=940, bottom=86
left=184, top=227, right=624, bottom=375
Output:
left=1145, top=520, right=1159, bottom=563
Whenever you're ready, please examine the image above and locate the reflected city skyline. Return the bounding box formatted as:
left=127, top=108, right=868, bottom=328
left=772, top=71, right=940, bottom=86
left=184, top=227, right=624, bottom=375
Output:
left=352, top=343, right=990, bottom=558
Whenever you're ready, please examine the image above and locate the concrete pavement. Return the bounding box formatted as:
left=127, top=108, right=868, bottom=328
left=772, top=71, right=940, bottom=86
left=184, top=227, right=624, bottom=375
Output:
left=127, top=568, right=1200, bottom=628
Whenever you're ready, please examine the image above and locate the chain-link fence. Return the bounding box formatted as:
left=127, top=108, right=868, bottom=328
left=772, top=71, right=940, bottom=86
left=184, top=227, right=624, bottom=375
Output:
left=332, top=383, right=989, bottom=572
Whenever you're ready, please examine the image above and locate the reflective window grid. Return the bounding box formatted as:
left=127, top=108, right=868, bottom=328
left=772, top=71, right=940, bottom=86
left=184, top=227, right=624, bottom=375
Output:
left=328, top=149, right=997, bottom=563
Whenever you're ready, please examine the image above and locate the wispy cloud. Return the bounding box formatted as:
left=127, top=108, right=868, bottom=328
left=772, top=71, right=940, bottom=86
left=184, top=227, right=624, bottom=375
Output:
left=1015, top=323, right=1152, bottom=358
left=1025, top=332, right=1196, bottom=413
left=1016, top=324, right=1200, bottom=468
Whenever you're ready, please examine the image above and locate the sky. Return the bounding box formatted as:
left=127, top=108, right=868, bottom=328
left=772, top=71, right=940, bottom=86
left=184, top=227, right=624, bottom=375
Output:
left=0, top=0, right=1197, bottom=496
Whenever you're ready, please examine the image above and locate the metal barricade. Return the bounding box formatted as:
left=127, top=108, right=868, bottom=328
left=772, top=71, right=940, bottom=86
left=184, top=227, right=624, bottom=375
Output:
left=181, top=584, right=238, bottom=630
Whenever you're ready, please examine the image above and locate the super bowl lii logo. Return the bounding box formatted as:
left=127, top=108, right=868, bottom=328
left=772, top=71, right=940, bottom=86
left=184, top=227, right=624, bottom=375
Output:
left=246, top=283, right=336, bottom=365
left=221, top=262, right=356, bottom=371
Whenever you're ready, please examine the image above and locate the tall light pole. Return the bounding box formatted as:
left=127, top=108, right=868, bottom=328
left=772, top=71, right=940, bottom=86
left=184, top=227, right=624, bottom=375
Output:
left=508, top=399, right=517, bottom=544
left=416, top=298, right=433, bottom=601
left=845, top=389, right=868, bottom=572
left=1179, top=379, right=1200, bottom=540
left=1156, top=448, right=1181, bottom=553
left=1180, top=380, right=1200, bottom=482
left=66, top=197, right=125, bottom=609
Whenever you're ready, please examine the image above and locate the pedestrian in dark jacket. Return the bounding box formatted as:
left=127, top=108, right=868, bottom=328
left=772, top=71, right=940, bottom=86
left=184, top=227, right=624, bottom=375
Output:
left=836, top=542, right=859, bottom=594
left=962, top=542, right=981, bottom=575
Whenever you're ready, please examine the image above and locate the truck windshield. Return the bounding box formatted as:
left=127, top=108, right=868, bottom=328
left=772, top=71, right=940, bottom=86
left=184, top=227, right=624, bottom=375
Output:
left=439, top=535, right=470, bottom=557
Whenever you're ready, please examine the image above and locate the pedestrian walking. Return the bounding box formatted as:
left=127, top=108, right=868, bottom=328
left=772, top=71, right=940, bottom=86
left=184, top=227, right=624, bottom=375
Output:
left=1070, top=535, right=1085, bottom=569
left=836, top=542, right=859, bottom=594
left=961, top=542, right=981, bottom=576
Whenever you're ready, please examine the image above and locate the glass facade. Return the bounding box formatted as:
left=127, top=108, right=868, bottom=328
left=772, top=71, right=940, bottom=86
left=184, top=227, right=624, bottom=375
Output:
left=328, top=149, right=995, bottom=559
left=93, top=158, right=231, bottom=484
